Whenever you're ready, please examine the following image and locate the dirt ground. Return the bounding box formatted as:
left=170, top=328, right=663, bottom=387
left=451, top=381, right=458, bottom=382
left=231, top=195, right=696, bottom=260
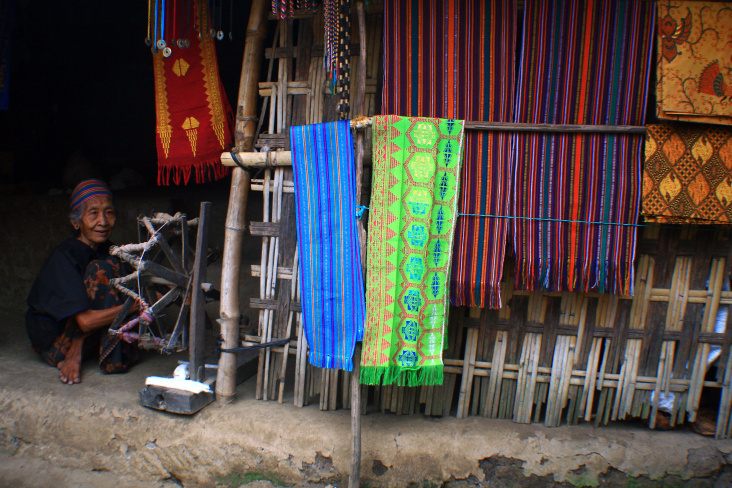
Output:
left=0, top=452, right=333, bottom=488
left=3, top=301, right=732, bottom=488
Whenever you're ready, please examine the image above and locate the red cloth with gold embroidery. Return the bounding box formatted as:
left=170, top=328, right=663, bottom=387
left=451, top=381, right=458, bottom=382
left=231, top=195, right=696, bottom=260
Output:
left=152, top=1, right=233, bottom=185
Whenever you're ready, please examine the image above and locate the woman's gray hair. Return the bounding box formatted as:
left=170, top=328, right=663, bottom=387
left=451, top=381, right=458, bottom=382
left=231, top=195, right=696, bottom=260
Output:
left=69, top=201, right=86, bottom=235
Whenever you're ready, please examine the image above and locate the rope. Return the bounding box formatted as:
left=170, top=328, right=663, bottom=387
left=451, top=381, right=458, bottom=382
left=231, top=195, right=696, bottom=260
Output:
left=345, top=207, right=730, bottom=230
left=230, top=151, right=246, bottom=169
left=355, top=205, right=368, bottom=220
left=217, top=337, right=291, bottom=354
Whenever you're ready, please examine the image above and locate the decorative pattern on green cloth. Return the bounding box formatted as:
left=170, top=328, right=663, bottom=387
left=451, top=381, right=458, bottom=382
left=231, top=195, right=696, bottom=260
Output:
left=361, top=115, right=465, bottom=386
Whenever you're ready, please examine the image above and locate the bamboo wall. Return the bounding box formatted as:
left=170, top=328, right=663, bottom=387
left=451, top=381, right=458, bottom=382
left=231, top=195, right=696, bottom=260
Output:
left=240, top=11, right=732, bottom=438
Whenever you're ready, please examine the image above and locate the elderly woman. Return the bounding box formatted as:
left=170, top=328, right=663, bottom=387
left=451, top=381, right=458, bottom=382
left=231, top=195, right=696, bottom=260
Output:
left=26, top=179, right=139, bottom=384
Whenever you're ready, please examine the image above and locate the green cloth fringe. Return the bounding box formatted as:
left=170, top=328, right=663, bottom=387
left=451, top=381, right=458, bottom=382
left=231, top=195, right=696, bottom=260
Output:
left=360, top=365, right=444, bottom=386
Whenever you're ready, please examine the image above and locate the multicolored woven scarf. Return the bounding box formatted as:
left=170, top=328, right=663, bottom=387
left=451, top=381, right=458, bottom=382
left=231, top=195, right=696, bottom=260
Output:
left=643, top=124, right=732, bottom=225
left=290, top=121, right=365, bottom=371
left=0, top=0, right=13, bottom=111
left=153, top=0, right=233, bottom=185
left=381, top=0, right=517, bottom=308
left=511, top=0, right=655, bottom=295
left=656, top=1, right=732, bottom=126
left=361, top=115, right=465, bottom=386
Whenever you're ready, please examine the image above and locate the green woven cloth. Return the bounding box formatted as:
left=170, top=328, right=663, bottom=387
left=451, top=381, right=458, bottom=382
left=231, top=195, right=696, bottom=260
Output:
left=361, top=115, right=465, bottom=386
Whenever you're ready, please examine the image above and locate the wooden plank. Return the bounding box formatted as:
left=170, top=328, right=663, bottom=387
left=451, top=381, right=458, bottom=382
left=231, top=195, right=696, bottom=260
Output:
left=139, top=385, right=214, bottom=415
left=249, top=298, right=302, bottom=313
left=249, top=221, right=282, bottom=237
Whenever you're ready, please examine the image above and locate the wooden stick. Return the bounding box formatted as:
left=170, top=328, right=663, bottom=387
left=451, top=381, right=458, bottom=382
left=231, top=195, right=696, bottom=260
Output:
left=278, top=247, right=299, bottom=403
left=189, top=202, right=211, bottom=382
left=527, top=334, right=542, bottom=424
left=255, top=168, right=272, bottom=400
left=350, top=3, right=367, bottom=487
left=216, top=0, right=269, bottom=403
left=559, top=336, right=577, bottom=423
left=583, top=338, right=601, bottom=421
left=513, top=333, right=530, bottom=422
left=457, top=327, right=478, bottom=419
left=716, top=351, right=732, bottom=438
left=649, top=341, right=668, bottom=429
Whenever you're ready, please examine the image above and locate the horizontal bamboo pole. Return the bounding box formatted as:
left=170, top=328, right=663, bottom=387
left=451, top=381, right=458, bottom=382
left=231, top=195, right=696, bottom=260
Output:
left=222, top=150, right=292, bottom=167
left=222, top=118, right=647, bottom=168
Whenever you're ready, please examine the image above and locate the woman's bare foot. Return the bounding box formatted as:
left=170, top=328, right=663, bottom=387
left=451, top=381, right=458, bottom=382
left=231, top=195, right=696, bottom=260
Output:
left=57, top=336, right=83, bottom=384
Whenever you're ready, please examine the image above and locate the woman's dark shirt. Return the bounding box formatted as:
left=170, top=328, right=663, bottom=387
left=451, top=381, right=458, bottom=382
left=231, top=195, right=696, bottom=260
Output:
left=26, top=238, right=112, bottom=350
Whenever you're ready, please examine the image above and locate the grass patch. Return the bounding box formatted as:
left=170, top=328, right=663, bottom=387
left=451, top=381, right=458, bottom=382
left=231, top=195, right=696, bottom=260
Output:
left=218, top=471, right=288, bottom=487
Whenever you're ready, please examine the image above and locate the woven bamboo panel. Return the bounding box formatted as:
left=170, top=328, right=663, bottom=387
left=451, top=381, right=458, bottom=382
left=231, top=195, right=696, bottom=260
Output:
left=242, top=13, right=732, bottom=439
left=439, top=226, right=732, bottom=437
left=243, top=11, right=382, bottom=409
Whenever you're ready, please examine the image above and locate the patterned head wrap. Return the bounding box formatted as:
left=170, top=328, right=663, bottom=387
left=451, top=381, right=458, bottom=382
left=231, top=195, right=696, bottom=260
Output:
left=70, top=179, right=113, bottom=211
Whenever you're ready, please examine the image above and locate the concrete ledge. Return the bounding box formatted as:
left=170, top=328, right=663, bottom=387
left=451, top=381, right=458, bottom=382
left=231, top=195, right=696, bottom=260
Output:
left=2, top=307, right=732, bottom=487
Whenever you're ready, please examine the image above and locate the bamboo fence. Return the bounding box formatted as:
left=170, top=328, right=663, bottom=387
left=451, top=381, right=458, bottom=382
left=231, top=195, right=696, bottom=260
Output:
left=237, top=10, right=732, bottom=438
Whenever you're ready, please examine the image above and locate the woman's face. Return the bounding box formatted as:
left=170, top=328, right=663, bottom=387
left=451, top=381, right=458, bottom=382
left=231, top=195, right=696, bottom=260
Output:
left=74, top=195, right=116, bottom=249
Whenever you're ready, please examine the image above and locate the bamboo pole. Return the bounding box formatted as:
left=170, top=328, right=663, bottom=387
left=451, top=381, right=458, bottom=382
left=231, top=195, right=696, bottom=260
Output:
left=350, top=3, right=367, bottom=488
left=216, top=0, right=269, bottom=403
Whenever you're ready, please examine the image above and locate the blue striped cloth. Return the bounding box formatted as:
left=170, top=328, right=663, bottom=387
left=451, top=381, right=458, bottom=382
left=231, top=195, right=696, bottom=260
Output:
left=290, top=120, right=365, bottom=371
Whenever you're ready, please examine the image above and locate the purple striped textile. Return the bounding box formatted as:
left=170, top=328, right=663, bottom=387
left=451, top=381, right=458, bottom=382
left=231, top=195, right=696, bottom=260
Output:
left=290, top=120, right=365, bottom=371
left=382, top=0, right=518, bottom=308
left=511, top=0, right=655, bottom=295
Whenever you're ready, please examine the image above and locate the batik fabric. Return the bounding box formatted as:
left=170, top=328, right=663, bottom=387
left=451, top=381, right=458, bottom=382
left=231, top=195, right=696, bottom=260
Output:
left=290, top=120, right=365, bottom=371
left=656, top=1, right=732, bottom=126
left=643, top=124, right=732, bottom=224
left=153, top=0, right=233, bottom=185
left=382, top=0, right=517, bottom=308
left=512, top=0, right=655, bottom=296
left=361, top=115, right=465, bottom=386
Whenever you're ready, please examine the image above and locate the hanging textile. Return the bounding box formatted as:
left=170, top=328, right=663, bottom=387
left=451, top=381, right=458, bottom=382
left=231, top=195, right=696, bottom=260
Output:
left=271, top=0, right=320, bottom=19
left=656, top=1, right=732, bottom=126
left=153, top=0, right=233, bottom=185
left=290, top=120, right=365, bottom=371
left=0, top=0, right=14, bottom=111
left=320, top=0, right=351, bottom=119
left=643, top=123, right=732, bottom=225
left=382, top=0, right=517, bottom=308
left=512, top=0, right=655, bottom=296
left=361, top=115, right=465, bottom=386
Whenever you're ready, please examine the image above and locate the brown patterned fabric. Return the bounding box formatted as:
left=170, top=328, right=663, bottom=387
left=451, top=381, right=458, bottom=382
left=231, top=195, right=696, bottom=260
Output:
left=643, top=124, right=732, bottom=224
left=656, top=1, right=732, bottom=126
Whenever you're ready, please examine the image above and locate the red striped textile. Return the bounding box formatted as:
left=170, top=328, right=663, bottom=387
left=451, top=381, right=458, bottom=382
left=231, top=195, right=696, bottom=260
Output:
left=382, top=0, right=517, bottom=308
left=511, top=0, right=655, bottom=295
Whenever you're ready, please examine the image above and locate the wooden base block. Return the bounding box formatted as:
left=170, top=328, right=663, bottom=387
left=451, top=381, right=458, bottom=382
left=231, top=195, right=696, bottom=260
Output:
left=139, top=385, right=215, bottom=415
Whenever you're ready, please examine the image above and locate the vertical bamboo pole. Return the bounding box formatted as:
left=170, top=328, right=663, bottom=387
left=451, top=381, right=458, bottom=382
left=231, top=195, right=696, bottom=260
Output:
left=350, top=3, right=367, bottom=488
left=216, top=0, right=269, bottom=403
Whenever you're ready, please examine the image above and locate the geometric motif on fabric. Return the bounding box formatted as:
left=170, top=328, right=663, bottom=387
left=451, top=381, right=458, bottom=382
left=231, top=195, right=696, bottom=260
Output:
left=361, top=115, right=465, bottom=386
left=656, top=1, right=732, bottom=126
left=643, top=123, right=732, bottom=224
